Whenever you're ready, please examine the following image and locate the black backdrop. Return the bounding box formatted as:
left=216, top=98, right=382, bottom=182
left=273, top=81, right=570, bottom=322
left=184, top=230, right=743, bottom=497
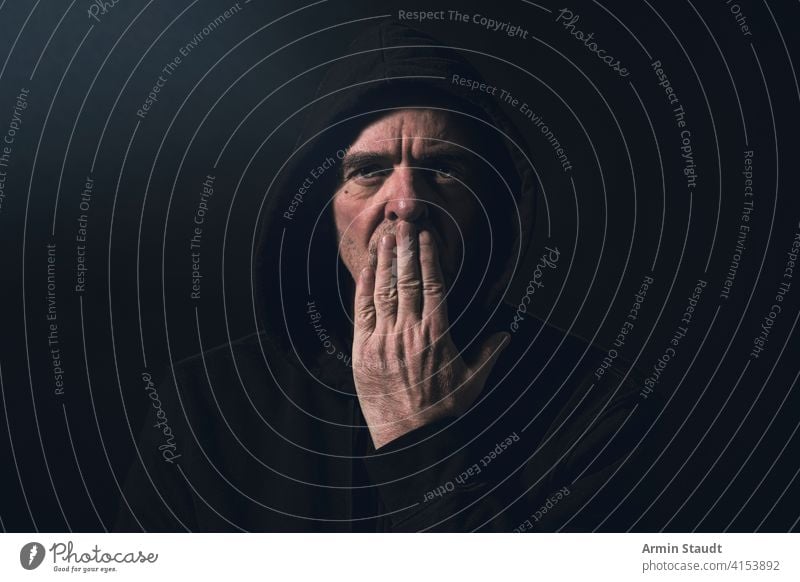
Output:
left=0, top=0, right=798, bottom=531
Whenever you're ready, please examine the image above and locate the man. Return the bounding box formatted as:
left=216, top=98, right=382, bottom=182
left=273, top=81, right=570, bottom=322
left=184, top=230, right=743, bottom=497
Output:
left=116, top=22, right=655, bottom=532
left=334, top=106, right=517, bottom=450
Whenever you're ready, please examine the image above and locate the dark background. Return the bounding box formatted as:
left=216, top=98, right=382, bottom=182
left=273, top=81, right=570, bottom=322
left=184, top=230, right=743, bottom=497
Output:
left=0, top=0, right=798, bottom=531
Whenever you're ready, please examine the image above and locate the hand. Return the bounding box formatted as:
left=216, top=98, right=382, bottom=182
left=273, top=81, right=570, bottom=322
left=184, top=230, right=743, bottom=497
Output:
left=352, top=221, right=510, bottom=449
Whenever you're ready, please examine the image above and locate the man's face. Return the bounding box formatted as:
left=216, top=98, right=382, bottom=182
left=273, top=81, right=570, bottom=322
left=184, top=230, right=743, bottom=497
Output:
left=332, top=109, right=484, bottom=291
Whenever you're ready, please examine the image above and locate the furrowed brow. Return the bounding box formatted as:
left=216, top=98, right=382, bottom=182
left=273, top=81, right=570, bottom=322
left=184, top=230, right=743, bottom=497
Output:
left=339, top=147, right=474, bottom=179
left=416, top=151, right=472, bottom=167
left=340, top=152, right=393, bottom=174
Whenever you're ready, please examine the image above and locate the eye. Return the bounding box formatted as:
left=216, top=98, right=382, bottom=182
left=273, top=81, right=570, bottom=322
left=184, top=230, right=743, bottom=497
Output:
left=348, top=165, right=390, bottom=182
left=430, top=164, right=461, bottom=182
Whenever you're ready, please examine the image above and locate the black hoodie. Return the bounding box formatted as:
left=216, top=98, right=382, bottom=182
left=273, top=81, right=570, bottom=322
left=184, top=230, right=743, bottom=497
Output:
left=116, top=22, right=656, bottom=532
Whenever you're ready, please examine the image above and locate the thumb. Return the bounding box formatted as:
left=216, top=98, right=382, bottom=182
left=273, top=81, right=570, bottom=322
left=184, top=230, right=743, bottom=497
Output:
left=470, top=332, right=511, bottom=379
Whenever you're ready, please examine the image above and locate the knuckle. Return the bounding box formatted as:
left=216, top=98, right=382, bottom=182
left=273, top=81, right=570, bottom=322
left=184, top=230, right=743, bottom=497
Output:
left=397, top=279, right=422, bottom=294
left=423, top=281, right=445, bottom=295
left=375, top=284, right=396, bottom=299
left=356, top=307, right=375, bottom=324
left=375, top=295, right=397, bottom=313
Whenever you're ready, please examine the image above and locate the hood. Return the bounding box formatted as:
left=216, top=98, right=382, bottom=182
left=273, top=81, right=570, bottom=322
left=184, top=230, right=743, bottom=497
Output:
left=254, top=21, right=537, bottom=392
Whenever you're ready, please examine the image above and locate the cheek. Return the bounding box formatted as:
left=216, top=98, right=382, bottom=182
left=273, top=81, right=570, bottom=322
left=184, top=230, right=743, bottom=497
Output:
left=332, top=196, right=353, bottom=238
left=333, top=197, right=381, bottom=267
left=334, top=198, right=371, bottom=244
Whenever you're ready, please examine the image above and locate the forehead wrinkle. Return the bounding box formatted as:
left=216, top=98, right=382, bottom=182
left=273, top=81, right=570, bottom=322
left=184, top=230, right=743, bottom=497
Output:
left=347, top=109, right=469, bottom=157
left=350, top=138, right=474, bottom=167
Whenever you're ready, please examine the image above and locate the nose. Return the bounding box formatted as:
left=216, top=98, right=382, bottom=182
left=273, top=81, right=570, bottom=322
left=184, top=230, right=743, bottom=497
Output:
left=383, top=167, right=430, bottom=223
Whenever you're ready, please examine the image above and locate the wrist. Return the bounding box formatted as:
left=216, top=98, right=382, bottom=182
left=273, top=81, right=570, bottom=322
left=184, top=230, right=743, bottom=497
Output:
left=368, top=411, right=456, bottom=449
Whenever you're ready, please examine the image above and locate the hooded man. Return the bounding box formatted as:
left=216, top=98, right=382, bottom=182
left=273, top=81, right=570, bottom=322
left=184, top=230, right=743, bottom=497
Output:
left=116, top=22, right=655, bottom=532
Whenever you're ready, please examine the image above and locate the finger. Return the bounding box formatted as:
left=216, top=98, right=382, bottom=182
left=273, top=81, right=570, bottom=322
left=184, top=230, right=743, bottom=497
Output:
left=373, top=233, right=398, bottom=324
left=419, top=229, right=448, bottom=327
left=353, top=267, right=376, bottom=337
left=467, top=332, right=510, bottom=385
left=395, top=221, right=421, bottom=320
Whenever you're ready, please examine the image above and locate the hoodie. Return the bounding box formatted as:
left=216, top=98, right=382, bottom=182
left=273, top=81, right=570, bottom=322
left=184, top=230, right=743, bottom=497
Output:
left=115, top=22, right=656, bottom=532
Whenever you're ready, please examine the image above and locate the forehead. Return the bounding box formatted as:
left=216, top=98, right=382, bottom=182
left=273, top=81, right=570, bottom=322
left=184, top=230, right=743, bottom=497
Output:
left=346, top=108, right=479, bottom=154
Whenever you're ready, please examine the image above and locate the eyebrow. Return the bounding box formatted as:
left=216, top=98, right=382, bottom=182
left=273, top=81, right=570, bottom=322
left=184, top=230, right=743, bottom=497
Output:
left=340, top=147, right=473, bottom=174
left=340, top=152, right=393, bottom=174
